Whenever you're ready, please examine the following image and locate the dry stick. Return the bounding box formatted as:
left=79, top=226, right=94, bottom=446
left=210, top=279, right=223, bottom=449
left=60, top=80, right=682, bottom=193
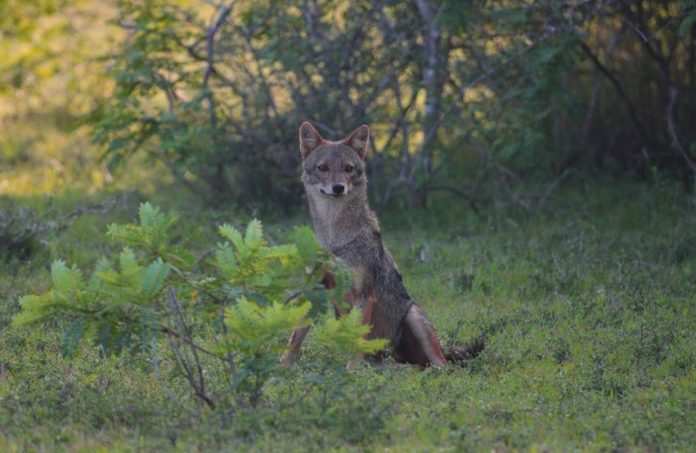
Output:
left=157, top=154, right=211, bottom=200
left=666, top=86, right=696, bottom=174
left=167, top=286, right=216, bottom=409
left=537, top=169, right=574, bottom=208
left=160, top=324, right=237, bottom=411
left=561, top=55, right=603, bottom=171
left=203, top=2, right=235, bottom=92
left=169, top=261, right=240, bottom=397
left=621, top=3, right=674, bottom=82
left=203, top=2, right=236, bottom=196
left=217, top=295, right=240, bottom=401
left=462, top=143, right=490, bottom=215
left=159, top=325, right=220, bottom=359
left=576, top=39, right=652, bottom=147
left=166, top=332, right=197, bottom=402
left=150, top=338, right=199, bottom=419
left=467, top=137, right=538, bottom=212
left=171, top=287, right=210, bottom=407
left=621, top=7, right=694, bottom=176
left=580, top=10, right=620, bottom=147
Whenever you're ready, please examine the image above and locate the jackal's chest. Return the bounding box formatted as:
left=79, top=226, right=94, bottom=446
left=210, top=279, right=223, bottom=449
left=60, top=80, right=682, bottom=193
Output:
left=308, top=196, right=352, bottom=250
left=312, top=219, right=349, bottom=252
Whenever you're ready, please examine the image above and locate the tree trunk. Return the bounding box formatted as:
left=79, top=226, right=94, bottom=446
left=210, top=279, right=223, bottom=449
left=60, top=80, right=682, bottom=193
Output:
left=414, top=0, right=444, bottom=207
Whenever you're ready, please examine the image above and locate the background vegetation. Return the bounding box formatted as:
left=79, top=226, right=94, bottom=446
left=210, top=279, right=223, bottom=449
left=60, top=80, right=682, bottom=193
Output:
left=1, top=0, right=695, bottom=451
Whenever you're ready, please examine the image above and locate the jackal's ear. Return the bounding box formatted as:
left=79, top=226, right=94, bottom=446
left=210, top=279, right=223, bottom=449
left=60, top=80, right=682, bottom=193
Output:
left=299, top=121, right=324, bottom=159
left=344, top=125, right=370, bottom=159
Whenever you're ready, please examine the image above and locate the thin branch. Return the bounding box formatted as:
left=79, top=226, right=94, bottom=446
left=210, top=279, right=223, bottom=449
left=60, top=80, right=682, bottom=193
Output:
left=666, top=86, right=696, bottom=173
left=159, top=325, right=221, bottom=359
left=203, top=1, right=235, bottom=130
left=166, top=285, right=216, bottom=409
left=203, top=2, right=235, bottom=90
left=576, top=38, right=652, bottom=146
left=150, top=339, right=198, bottom=418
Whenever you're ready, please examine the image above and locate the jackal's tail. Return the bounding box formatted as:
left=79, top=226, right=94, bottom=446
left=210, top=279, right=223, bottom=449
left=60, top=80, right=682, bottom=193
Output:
left=445, top=336, right=486, bottom=364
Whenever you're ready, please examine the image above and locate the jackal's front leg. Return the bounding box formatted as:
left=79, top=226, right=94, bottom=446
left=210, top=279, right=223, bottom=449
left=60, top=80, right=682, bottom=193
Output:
left=280, top=270, right=338, bottom=366
left=345, top=289, right=378, bottom=367
left=280, top=325, right=311, bottom=366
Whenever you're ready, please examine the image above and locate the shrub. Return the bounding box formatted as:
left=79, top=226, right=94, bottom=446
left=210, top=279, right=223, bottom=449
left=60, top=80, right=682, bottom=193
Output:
left=13, top=202, right=385, bottom=410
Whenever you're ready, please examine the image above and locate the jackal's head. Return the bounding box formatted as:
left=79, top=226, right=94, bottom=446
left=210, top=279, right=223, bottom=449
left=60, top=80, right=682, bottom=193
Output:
left=298, top=122, right=369, bottom=199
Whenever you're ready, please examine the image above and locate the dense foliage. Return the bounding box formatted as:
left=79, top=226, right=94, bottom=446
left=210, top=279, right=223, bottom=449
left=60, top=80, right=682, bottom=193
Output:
left=13, top=203, right=385, bottom=408
left=91, top=0, right=696, bottom=207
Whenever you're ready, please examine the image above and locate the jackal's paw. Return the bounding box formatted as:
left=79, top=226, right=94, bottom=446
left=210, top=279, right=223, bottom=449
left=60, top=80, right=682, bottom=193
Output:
left=280, top=351, right=299, bottom=367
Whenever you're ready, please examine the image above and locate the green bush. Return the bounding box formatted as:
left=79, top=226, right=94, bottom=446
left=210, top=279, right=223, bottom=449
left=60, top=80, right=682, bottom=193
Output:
left=13, top=202, right=385, bottom=409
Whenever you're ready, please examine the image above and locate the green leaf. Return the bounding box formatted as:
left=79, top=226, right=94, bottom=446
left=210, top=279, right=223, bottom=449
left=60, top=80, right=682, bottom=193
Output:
left=51, top=260, right=84, bottom=298
left=245, top=219, right=264, bottom=248
left=678, top=1, right=696, bottom=37
left=289, top=226, right=321, bottom=263
left=315, top=309, right=388, bottom=359
left=84, top=257, right=110, bottom=303
left=258, top=244, right=297, bottom=264
left=219, top=224, right=244, bottom=251
left=215, top=244, right=237, bottom=275
left=248, top=274, right=272, bottom=287
left=12, top=294, right=55, bottom=326
left=139, top=259, right=170, bottom=299
left=224, top=297, right=310, bottom=355
left=119, top=248, right=139, bottom=276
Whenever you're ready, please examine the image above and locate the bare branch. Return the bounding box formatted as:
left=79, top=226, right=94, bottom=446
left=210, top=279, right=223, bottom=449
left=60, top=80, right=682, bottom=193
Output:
left=576, top=38, right=652, bottom=146
left=203, top=1, right=235, bottom=130
left=166, top=285, right=216, bottom=409
left=666, top=86, right=696, bottom=174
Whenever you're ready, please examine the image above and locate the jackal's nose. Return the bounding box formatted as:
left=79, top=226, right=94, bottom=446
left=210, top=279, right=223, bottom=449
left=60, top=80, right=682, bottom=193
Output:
left=332, top=183, right=345, bottom=195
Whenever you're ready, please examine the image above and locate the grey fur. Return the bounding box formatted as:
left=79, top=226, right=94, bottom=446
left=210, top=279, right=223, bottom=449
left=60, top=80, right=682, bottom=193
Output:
left=300, top=125, right=414, bottom=347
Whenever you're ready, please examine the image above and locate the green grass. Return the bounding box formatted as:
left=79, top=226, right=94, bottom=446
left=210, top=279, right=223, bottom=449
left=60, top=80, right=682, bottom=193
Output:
left=1, top=180, right=695, bottom=451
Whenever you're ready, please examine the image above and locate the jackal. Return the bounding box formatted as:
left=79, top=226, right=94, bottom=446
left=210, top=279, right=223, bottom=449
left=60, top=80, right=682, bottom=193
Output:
left=281, top=122, right=482, bottom=367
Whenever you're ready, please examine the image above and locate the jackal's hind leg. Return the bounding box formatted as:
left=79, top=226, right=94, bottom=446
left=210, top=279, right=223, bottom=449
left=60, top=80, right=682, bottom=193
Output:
left=397, top=305, right=447, bottom=367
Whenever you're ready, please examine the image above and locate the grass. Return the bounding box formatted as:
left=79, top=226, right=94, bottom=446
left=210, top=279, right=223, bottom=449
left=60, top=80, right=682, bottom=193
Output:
left=1, top=179, right=695, bottom=451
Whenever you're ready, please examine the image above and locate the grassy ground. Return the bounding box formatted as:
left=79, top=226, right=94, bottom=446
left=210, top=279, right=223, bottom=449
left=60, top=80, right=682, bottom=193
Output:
left=1, top=180, right=695, bottom=451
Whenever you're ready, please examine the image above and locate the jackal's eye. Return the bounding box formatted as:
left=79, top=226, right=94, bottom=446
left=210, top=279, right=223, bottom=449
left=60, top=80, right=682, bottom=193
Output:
left=344, top=165, right=354, bottom=173
left=317, top=164, right=329, bottom=172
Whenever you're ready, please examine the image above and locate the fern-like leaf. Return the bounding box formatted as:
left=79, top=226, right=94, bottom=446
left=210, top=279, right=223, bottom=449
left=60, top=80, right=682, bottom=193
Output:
left=12, top=293, right=55, bottom=326
left=219, top=224, right=244, bottom=251
left=315, top=309, right=388, bottom=358
left=224, top=297, right=310, bottom=354
left=244, top=219, right=264, bottom=249
left=140, top=259, right=170, bottom=300
left=215, top=244, right=237, bottom=276
left=257, top=244, right=298, bottom=264
left=51, top=260, right=84, bottom=299
left=119, top=247, right=139, bottom=274
left=289, top=225, right=322, bottom=264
